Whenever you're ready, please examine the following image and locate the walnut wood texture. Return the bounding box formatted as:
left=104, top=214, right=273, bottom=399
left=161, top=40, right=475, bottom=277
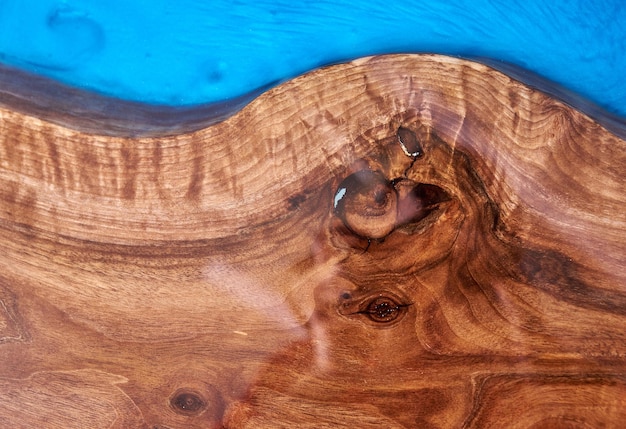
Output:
left=0, top=54, right=625, bottom=428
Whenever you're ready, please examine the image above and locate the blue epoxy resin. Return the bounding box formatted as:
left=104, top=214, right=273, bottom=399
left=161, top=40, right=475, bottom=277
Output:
left=0, top=0, right=624, bottom=116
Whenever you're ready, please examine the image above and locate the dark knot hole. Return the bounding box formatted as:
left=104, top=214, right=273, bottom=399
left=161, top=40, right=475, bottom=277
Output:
left=170, top=390, right=207, bottom=415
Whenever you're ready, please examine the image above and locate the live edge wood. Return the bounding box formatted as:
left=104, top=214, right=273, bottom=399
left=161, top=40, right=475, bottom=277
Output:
left=0, top=54, right=625, bottom=428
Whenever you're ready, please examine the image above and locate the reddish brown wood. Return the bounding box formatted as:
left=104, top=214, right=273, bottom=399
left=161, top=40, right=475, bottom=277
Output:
left=0, top=54, right=625, bottom=428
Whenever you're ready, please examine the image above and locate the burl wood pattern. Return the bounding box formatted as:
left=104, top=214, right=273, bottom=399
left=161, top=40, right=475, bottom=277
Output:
left=0, top=54, right=625, bottom=428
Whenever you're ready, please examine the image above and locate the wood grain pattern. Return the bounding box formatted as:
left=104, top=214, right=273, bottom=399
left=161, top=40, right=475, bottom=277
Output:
left=0, top=54, right=625, bottom=428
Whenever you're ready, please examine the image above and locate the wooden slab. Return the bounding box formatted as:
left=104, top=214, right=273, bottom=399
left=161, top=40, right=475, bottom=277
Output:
left=0, top=54, right=625, bottom=428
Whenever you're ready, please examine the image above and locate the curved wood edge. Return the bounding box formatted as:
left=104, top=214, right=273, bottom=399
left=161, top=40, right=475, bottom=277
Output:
left=0, top=62, right=274, bottom=137
left=468, top=55, right=626, bottom=140
left=1, top=55, right=625, bottom=139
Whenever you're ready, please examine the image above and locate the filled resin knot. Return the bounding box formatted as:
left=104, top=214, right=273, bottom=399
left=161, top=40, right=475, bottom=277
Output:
left=333, top=170, right=397, bottom=239
left=333, top=170, right=449, bottom=240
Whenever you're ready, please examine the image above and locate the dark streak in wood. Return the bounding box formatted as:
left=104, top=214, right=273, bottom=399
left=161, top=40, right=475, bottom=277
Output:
left=43, top=125, right=64, bottom=188
left=186, top=137, right=204, bottom=201
left=120, top=143, right=139, bottom=200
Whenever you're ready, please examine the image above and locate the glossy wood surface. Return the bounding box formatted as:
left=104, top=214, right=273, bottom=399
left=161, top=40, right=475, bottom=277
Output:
left=0, top=54, right=625, bottom=428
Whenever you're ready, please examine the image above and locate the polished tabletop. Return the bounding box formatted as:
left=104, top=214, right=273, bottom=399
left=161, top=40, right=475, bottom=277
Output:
left=0, top=54, right=624, bottom=428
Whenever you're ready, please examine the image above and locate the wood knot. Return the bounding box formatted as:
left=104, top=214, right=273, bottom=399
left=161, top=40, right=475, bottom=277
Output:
left=361, top=296, right=407, bottom=323
left=333, top=170, right=449, bottom=240
left=339, top=291, right=412, bottom=327
left=170, top=389, right=206, bottom=415
left=334, top=170, right=396, bottom=239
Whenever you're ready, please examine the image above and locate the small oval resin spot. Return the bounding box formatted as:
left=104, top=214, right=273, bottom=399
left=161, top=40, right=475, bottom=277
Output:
left=397, top=127, right=423, bottom=158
